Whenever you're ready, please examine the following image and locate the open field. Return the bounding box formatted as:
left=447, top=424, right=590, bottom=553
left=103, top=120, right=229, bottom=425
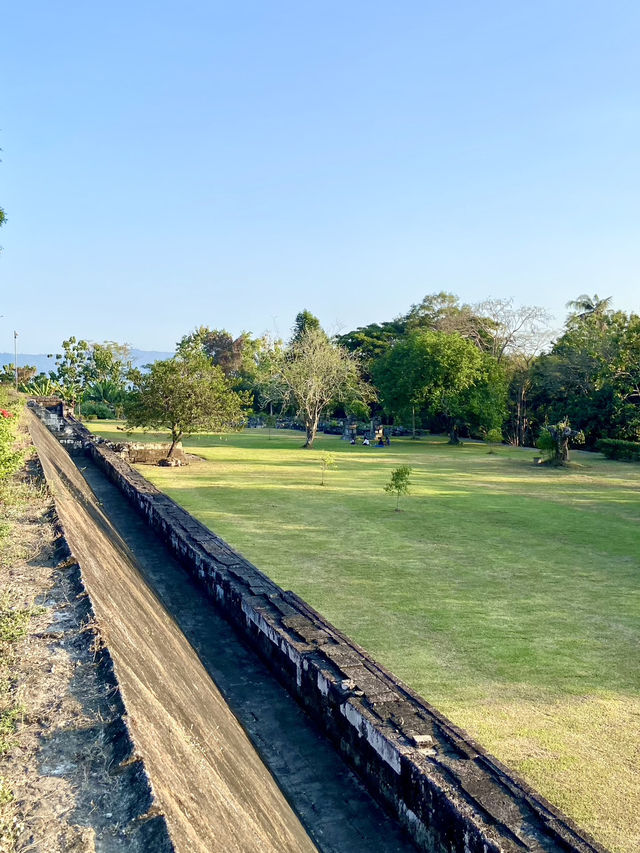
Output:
left=88, top=423, right=640, bottom=852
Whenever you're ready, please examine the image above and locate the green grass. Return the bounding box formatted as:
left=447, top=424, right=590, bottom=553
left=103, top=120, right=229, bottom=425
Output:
left=88, top=423, right=640, bottom=852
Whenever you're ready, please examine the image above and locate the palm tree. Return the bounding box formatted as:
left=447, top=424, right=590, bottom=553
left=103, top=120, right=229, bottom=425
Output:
left=83, top=381, right=128, bottom=415
left=566, top=294, right=612, bottom=321
left=20, top=377, right=61, bottom=396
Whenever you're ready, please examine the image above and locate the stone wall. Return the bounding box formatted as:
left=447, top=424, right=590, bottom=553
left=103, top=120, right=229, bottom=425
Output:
left=104, top=442, right=186, bottom=465
left=29, top=403, right=608, bottom=853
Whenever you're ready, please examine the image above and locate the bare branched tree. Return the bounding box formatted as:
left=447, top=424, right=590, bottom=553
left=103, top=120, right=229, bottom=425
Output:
left=277, top=328, right=373, bottom=447
left=473, top=298, right=553, bottom=362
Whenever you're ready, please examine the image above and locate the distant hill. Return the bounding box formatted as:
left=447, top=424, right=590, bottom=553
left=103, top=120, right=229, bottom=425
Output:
left=0, top=349, right=173, bottom=375
left=129, top=349, right=174, bottom=367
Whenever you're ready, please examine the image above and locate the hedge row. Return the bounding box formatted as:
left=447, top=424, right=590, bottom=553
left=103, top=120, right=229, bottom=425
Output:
left=597, top=438, right=640, bottom=462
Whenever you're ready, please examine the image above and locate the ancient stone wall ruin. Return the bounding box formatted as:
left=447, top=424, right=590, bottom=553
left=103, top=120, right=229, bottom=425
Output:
left=103, top=441, right=186, bottom=465
left=29, top=402, right=608, bottom=853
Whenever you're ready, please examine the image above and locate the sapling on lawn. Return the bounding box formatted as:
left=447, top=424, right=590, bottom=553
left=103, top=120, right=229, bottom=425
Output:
left=320, top=452, right=336, bottom=486
left=384, top=465, right=412, bottom=510
left=485, top=428, right=503, bottom=454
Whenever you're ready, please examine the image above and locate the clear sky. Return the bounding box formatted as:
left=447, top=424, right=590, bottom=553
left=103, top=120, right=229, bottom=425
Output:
left=1, top=1, right=639, bottom=354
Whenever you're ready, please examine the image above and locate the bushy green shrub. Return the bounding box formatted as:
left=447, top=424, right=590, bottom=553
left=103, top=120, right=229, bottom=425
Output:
left=536, top=428, right=556, bottom=461
left=0, top=392, right=23, bottom=481
left=597, top=438, right=640, bottom=462
left=80, top=401, right=115, bottom=420
left=485, top=428, right=503, bottom=452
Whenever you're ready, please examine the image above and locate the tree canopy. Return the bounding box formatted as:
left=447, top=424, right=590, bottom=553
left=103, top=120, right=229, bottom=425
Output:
left=124, top=351, right=249, bottom=456
left=42, top=290, right=640, bottom=449
left=290, top=309, right=323, bottom=345
left=372, top=330, right=502, bottom=441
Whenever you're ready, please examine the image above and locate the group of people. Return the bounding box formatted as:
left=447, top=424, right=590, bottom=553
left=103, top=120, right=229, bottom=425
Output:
left=350, top=435, right=390, bottom=447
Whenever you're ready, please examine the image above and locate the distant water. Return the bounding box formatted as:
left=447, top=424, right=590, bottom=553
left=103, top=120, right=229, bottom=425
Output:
left=0, top=350, right=173, bottom=375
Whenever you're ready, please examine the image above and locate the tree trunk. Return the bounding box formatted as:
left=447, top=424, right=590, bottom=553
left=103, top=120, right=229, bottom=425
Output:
left=167, top=429, right=182, bottom=458
left=304, top=416, right=318, bottom=448
left=448, top=421, right=460, bottom=444
left=514, top=392, right=522, bottom=447
left=516, top=380, right=530, bottom=447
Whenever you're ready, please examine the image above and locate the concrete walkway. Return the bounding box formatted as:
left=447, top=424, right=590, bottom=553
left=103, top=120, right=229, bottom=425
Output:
left=30, top=411, right=415, bottom=853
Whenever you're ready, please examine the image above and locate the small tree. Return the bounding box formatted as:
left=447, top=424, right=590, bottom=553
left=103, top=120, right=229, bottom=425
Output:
left=124, top=352, right=249, bottom=457
left=319, top=452, right=336, bottom=486
left=485, top=427, right=503, bottom=453
left=384, top=465, right=412, bottom=511
left=263, top=412, right=277, bottom=440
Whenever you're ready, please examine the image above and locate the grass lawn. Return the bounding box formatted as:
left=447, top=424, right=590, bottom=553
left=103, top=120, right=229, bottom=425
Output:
left=89, top=422, right=640, bottom=853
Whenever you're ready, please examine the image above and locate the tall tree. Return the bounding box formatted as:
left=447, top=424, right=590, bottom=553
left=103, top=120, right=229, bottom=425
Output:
left=178, top=327, right=256, bottom=378
left=277, top=327, right=372, bottom=447
left=404, top=292, right=463, bottom=331
left=125, top=352, right=249, bottom=457
left=528, top=300, right=632, bottom=446
left=252, top=334, right=286, bottom=417
left=290, top=310, right=323, bottom=345
left=566, top=293, right=612, bottom=324
left=405, top=292, right=492, bottom=350
left=468, top=299, right=552, bottom=446
left=472, top=298, right=552, bottom=363
left=337, top=319, right=406, bottom=376
left=373, top=331, right=494, bottom=442
left=48, top=337, right=91, bottom=411
left=85, top=342, right=132, bottom=388
left=49, top=338, right=131, bottom=413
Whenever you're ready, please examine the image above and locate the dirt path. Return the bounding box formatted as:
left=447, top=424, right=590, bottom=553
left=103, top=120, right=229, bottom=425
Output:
left=28, top=411, right=415, bottom=853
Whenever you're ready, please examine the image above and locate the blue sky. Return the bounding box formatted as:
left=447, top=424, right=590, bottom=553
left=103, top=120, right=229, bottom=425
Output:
left=1, top=1, right=639, bottom=354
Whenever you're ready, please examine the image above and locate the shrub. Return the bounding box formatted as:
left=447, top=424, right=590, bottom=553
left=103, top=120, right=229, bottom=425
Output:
left=597, top=438, right=640, bottom=462
left=0, top=391, right=23, bottom=481
left=536, top=428, right=556, bottom=461
left=80, top=402, right=115, bottom=420
left=485, top=428, right=503, bottom=453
